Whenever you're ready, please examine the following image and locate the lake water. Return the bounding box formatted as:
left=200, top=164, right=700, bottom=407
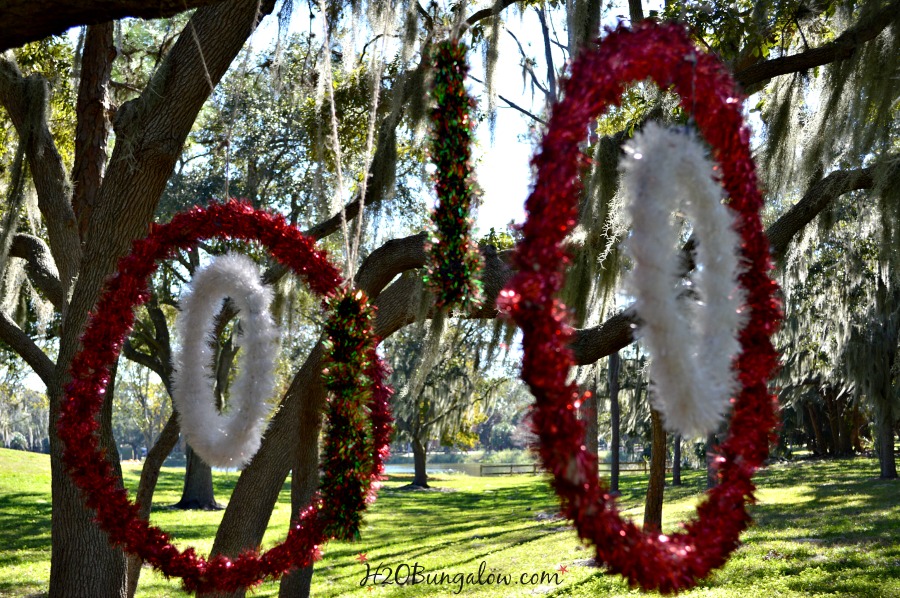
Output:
left=383, top=463, right=482, bottom=476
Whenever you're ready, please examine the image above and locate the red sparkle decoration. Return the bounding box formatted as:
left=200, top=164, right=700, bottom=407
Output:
left=57, top=201, right=393, bottom=593
left=499, top=23, right=781, bottom=593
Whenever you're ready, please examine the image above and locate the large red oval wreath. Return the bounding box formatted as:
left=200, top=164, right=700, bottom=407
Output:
left=57, top=201, right=392, bottom=593
left=499, top=23, right=782, bottom=593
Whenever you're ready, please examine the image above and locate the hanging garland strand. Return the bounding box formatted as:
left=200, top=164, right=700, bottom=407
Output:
left=57, top=201, right=392, bottom=594
left=425, top=39, right=483, bottom=310
left=320, top=289, right=377, bottom=540
left=498, top=22, right=781, bottom=593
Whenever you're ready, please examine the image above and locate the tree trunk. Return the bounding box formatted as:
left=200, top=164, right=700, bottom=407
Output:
left=672, top=434, right=682, bottom=486
left=608, top=352, right=621, bottom=493
left=807, top=402, right=826, bottom=456
left=127, top=413, right=180, bottom=598
left=278, top=400, right=324, bottom=597
left=875, top=400, right=898, bottom=479
left=49, top=361, right=128, bottom=598
left=643, top=407, right=666, bottom=533
left=205, top=345, right=328, bottom=598
left=706, top=432, right=718, bottom=489
left=412, top=437, right=429, bottom=488
left=173, top=444, right=222, bottom=510
left=580, top=375, right=599, bottom=459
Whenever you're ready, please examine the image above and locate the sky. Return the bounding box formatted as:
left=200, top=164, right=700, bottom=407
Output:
left=468, top=1, right=665, bottom=235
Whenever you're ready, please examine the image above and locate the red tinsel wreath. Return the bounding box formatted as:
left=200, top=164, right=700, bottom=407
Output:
left=57, top=200, right=392, bottom=594
left=498, top=22, right=781, bottom=593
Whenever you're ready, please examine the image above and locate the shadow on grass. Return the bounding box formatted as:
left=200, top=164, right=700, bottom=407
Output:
left=0, top=492, right=52, bottom=556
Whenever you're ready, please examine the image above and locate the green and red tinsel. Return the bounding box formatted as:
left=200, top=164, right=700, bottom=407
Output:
left=320, top=288, right=380, bottom=540
left=425, top=40, right=483, bottom=310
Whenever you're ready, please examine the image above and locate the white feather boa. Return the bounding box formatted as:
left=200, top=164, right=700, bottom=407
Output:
left=172, top=253, right=279, bottom=467
left=621, top=123, right=746, bottom=437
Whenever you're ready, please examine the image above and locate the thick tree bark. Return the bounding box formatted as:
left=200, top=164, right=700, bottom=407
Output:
left=277, top=397, right=322, bottom=597
left=628, top=0, right=644, bottom=24
left=0, top=56, right=82, bottom=296
left=173, top=444, right=223, bottom=510
left=31, top=3, right=273, bottom=597
left=205, top=346, right=328, bottom=598
left=8, top=233, right=64, bottom=311
left=72, top=23, right=115, bottom=237
left=0, top=0, right=229, bottom=52
left=411, top=437, right=430, bottom=488
left=608, top=352, right=621, bottom=494
left=643, top=407, right=666, bottom=533
left=875, top=401, right=898, bottom=479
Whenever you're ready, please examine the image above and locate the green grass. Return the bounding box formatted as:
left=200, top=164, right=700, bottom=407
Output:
left=1, top=448, right=897, bottom=597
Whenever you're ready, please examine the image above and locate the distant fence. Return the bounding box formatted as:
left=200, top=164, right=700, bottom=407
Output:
left=479, top=461, right=673, bottom=476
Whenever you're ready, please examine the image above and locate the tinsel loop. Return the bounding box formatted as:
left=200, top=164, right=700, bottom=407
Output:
left=499, top=22, right=781, bottom=593
left=57, top=201, right=392, bottom=593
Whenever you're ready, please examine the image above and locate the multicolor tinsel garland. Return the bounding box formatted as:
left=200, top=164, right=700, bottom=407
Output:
left=172, top=253, right=279, bottom=468
left=621, top=123, right=745, bottom=437
left=425, top=39, right=483, bottom=310
left=320, top=289, right=378, bottom=540
left=57, top=201, right=392, bottom=593
left=498, top=22, right=781, bottom=593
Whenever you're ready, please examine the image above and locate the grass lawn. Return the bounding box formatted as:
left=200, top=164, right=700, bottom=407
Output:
left=0, top=448, right=897, bottom=597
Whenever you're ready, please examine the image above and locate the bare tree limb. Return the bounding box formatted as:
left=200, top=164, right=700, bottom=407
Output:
left=0, top=310, right=55, bottom=387
left=735, top=0, right=900, bottom=92
left=537, top=7, right=557, bottom=100
left=8, top=234, right=64, bottom=310
left=495, top=93, right=548, bottom=125
left=464, top=0, right=522, bottom=28
left=0, top=0, right=227, bottom=52
left=469, top=74, right=549, bottom=125
left=505, top=30, right=551, bottom=98
left=72, top=23, right=115, bottom=238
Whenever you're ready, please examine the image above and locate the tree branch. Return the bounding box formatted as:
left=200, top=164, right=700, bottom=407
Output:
left=8, top=233, right=64, bottom=311
left=735, top=0, right=900, bottom=92
left=0, top=310, right=55, bottom=387
left=537, top=7, right=557, bottom=100
left=469, top=74, right=549, bottom=125
left=72, top=23, right=115, bottom=239
left=62, top=0, right=276, bottom=370
left=573, top=163, right=888, bottom=363
left=628, top=0, right=644, bottom=24
left=0, top=0, right=228, bottom=52
left=0, top=54, right=83, bottom=297
left=766, top=166, right=878, bottom=262
left=465, top=0, right=522, bottom=28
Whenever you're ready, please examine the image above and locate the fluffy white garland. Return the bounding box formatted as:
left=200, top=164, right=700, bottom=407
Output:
left=172, top=253, right=279, bottom=468
left=621, top=123, right=746, bottom=437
